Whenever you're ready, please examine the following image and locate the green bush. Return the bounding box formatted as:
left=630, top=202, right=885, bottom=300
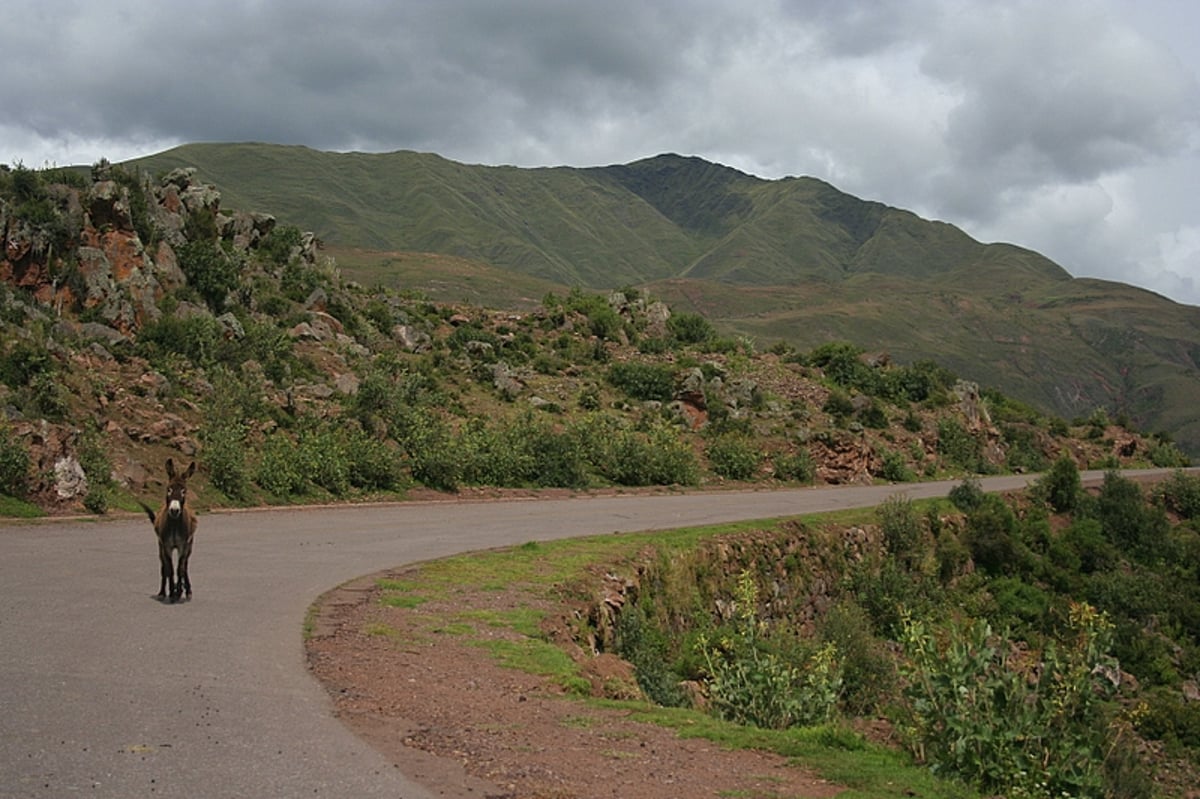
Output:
left=203, top=420, right=250, bottom=500
left=77, top=427, right=115, bottom=514
left=1140, top=687, right=1200, bottom=751
left=856, top=398, right=889, bottom=429
left=257, top=224, right=304, bottom=267
left=667, top=312, right=716, bottom=345
left=964, top=494, right=1026, bottom=576
left=1147, top=438, right=1190, bottom=468
left=772, top=449, right=814, bottom=483
left=878, top=449, right=915, bottom=482
left=614, top=604, right=689, bottom=707
left=819, top=600, right=895, bottom=716
left=0, top=424, right=31, bottom=497
left=390, top=406, right=461, bottom=491
left=606, top=362, right=676, bottom=402
left=255, top=432, right=310, bottom=497
left=821, top=389, right=854, bottom=423
left=705, top=434, right=761, bottom=480
left=877, top=495, right=924, bottom=570
left=804, top=341, right=876, bottom=394
left=1154, top=469, right=1200, bottom=519
left=1094, top=471, right=1169, bottom=562
left=593, top=420, right=698, bottom=487
left=344, top=430, right=403, bottom=491
left=1037, top=454, right=1081, bottom=513
left=895, top=604, right=1124, bottom=798
left=948, top=476, right=985, bottom=512
left=936, top=417, right=982, bottom=471
left=177, top=240, right=242, bottom=312
left=298, top=424, right=352, bottom=495
left=697, top=572, right=842, bottom=729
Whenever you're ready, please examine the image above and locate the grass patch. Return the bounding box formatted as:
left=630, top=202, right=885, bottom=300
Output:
left=0, top=494, right=46, bottom=518
left=457, top=607, right=544, bottom=636
left=608, top=701, right=976, bottom=799
left=475, top=637, right=591, bottom=697
left=380, top=593, right=428, bottom=609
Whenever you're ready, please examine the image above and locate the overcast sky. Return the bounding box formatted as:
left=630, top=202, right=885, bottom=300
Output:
left=3, top=1, right=1198, bottom=306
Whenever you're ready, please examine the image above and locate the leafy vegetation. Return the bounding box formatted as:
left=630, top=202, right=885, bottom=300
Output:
left=595, top=470, right=1200, bottom=797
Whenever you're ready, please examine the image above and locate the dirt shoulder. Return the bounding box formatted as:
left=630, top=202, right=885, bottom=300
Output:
left=305, top=571, right=846, bottom=799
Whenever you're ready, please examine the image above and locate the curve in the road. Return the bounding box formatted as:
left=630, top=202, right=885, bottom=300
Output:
left=0, top=470, right=1177, bottom=798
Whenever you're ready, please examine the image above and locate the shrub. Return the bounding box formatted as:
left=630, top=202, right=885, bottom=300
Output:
left=878, top=448, right=915, bottom=482
left=391, top=406, right=461, bottom=491
left=256, top=432, right=310, bottom=497
left=203, top=420, right=250, bottom=500
left=772, top=449, right=815, bottom=483
left=298, top=424, right=352, bottom=495
left=1147, top=438, right=1189, bottom=468
left=936, top=417, right=982, bottom=471
left=705, top=434, right=761, bottom=480
left=606, top=362, right=676, bottom=402
left=595, top=421, right=698, bottom=487
left=819, top=600, right=895, bottom=716
left=964, top=494, right=1026, bottom=576
left=343, top=429, right=403, bottom=491
left=821, top=388, right=854, bottom=423
left=1154, top=469, right=1200, bottom=519
left=257, top=224, right=304, bottom=267
left=856, top=398, right=889, bottom=429
left=1095, top=471, right=1169, bottom=562
left=76, top=427, right=115, bottom=514
left=697, top=571, right=842, bottom=729
left=1038, top=454, right=1081, bottom=513
left=804, top=341, right=876, bottom=394
left=948, top=476, right=985, bottom=512
left=0, top=424, right=31, bottom=497
left=667, top=312, right=716, bottom=345
left=177, top=240, right=242, bottom=312
left=614, top=604, right=689, bottom=707
left=877, top=494, right=924, bottom=570
left=895, top=604, right=1124, bottom=798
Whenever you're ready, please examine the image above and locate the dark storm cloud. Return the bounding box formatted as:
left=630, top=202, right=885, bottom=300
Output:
left=2, top=0, right=1199, bottom=304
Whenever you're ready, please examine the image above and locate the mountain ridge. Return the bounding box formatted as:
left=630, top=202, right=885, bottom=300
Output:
left=124, top=143, right=1200, bottom=454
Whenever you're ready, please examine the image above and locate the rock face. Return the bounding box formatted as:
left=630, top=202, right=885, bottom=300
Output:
left=0, top=163, right=326, bottom=512
left=0, top=165, right=300, bottom=336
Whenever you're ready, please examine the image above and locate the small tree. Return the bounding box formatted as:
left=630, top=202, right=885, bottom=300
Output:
left=1039, top=454, right=1081, bottom=514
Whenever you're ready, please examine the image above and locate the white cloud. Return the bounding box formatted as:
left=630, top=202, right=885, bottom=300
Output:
left=1, top=0, right=1199, bottom=306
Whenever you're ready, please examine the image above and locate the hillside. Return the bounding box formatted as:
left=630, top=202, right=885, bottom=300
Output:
left=123, top=144, right=1200, bottom=456
left=0, top=161, right=1181, bottom=517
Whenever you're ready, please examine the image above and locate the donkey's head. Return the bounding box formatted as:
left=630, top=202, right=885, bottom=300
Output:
left=164, top=458, right=196, bottom=518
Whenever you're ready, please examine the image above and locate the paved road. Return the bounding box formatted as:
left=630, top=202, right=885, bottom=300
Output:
left=0, top=471, right=1172, bottom=798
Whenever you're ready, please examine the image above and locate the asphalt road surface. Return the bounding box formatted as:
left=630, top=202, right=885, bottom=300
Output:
left=0, top=471, right=1173, bottom=798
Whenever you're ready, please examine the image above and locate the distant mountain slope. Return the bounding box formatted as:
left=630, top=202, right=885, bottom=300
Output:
left=125, top=143, right=1200, bottom=455
left=128, top=144, right=1071, bottom=290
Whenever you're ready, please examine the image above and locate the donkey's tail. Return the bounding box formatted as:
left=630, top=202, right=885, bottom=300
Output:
left=137, top=501, right=157, bottom=525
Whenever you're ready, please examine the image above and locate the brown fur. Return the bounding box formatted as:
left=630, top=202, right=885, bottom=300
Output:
left=139, top=458, right=198, bottom=602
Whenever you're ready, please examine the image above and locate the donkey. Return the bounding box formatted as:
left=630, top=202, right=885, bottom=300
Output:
left=138, top=459, right=198, bottom=603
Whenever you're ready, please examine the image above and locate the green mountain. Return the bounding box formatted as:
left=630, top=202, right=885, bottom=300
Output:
left=126, top=143, right=1200, bottom=454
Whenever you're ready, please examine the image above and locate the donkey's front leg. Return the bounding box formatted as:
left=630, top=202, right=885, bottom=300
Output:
left=177, top=546, right=192, bottom=600
left=158, top=547, right=173, bottom=600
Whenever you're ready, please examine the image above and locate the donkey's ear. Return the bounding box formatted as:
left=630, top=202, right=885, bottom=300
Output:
left=184, top=461, right=196, bottom=479
left=165, top=458, right=176, bottom=479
